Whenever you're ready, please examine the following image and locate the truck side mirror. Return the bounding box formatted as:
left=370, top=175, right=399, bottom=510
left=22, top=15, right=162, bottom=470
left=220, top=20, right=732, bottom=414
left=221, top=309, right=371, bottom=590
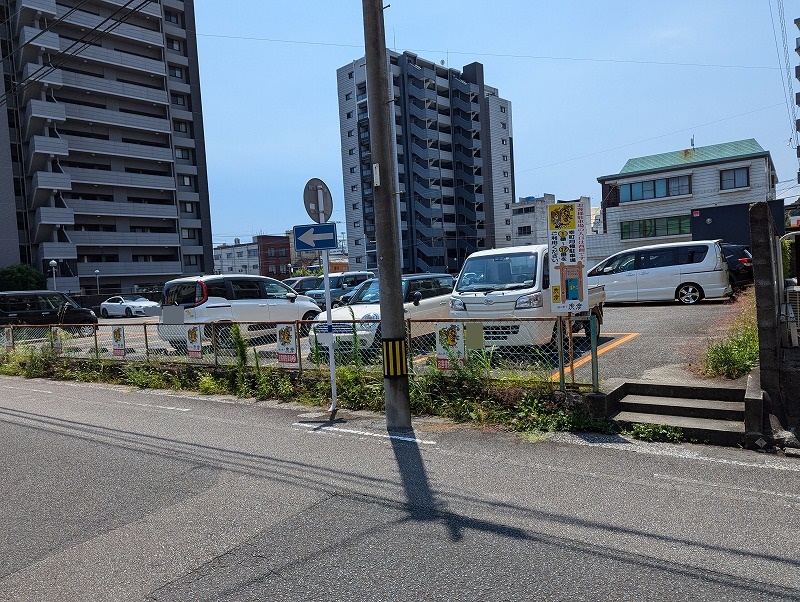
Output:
left=412, top=291, right=422, bottom=305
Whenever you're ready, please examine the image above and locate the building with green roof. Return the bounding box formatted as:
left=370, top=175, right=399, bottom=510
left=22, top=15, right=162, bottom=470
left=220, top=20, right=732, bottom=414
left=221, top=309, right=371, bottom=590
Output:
left=591, top=139, right=781, bottom=259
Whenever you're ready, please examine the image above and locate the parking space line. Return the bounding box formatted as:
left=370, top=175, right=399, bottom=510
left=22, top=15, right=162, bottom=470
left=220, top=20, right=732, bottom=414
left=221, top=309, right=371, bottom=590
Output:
left=550, top=332, right=640, bottom=381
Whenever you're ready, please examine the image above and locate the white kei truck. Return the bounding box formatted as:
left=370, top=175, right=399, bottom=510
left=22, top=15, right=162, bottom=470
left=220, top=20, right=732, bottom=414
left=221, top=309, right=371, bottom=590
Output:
left=449, top=245, right=606, bottom=348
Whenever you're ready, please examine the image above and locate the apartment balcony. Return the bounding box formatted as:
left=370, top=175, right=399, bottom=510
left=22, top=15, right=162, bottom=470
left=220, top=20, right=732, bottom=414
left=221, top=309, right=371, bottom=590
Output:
left=63, top=104, right=171, bottom=134
left=180, top=245, right=205, bottom=256
left=61, top=39, right=166, bottom=77
left=65, top=167, right=176, bottom=191
left=60, top=71, right=168, bottom=104
left=17, top=27, right=59, bottom=65
left=23, top=99, right=66, bottom=139
left=40, top=241, right=77, bottom=260
left=96, top=0, right=161, bottom=18
left=29, top=171, right=72, bottom=209
left=64, top=136, right=173, bottom=163
left=13, top=0, right=56, bottom=32
left=19, top=63, right=63, bottom=104
left=178, top=218, right=202, bottom=230
left=26, top=135, right=69, bottom=174
left=69, top=231, right=180, bottom=247
left=56, top=5, right=163, bottom=47
left=69, top=199, right=178, bottom=219
left=77, top=261, right=183, bottom=278
left=33, top=206, right=75, bottom=243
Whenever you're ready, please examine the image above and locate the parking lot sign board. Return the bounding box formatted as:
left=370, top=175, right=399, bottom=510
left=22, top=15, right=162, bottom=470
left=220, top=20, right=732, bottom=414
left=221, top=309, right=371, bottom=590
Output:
left=547, top=202, right=589, bottom=314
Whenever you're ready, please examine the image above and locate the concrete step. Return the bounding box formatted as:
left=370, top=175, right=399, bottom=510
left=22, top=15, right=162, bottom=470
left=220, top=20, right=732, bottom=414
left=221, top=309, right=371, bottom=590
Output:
left=611, top=410, right=745, bottom=447
left=619, top=394, right=745, bottom=421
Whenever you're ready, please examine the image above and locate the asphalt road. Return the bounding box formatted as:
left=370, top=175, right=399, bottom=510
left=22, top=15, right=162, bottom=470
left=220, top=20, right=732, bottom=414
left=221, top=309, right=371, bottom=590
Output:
left=1, top=376, right=798, bottom=601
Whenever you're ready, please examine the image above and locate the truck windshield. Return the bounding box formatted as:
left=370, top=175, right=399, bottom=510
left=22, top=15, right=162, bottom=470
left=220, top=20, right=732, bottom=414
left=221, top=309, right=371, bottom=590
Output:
left=456, top=252, right=537, bottom=292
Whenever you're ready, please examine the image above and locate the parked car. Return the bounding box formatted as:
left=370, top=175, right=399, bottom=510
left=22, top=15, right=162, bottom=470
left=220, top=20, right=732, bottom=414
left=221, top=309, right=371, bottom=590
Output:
left=305, top=271, right=374, bottom=311
left=100, top=295, right=160, bottom=318
left=312, top=274, right=453, bottom=351
left=587, top=240, right=732, bottom=304
left=720, top=243, right=753, bottom=288
left=157, top=275, right=321, bottom=348
left=0, top=290, right=97, bottom=336
left=282, top=276, right=323, bottom=294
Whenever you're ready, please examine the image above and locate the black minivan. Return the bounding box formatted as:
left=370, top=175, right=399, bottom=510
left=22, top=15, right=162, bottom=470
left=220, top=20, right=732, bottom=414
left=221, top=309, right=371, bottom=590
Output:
left=0, top=290, right=97, bottom=336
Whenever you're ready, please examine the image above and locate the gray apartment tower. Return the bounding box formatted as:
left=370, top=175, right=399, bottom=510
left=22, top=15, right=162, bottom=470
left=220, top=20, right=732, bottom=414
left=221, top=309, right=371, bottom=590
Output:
left=336, top=51, right=514, bottom=275
left=0, top=0, right=212, bottom=293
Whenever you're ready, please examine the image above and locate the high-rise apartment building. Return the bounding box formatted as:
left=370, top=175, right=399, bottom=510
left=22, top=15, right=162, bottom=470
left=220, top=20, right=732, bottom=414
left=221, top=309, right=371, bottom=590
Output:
left=337, top=51, right=514, bottom=275
left=0, top=0, right=212, bottom=292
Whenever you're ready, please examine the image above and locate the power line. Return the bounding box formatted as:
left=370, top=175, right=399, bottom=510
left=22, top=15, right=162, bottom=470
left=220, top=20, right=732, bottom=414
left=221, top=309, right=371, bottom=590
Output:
left=768, top=0, right=799, bottom=152
left=0, top=0, right=152, bottom=108
left=195, top=32, right=779, bottom=72
left=516, top=103, right=785, bottom=174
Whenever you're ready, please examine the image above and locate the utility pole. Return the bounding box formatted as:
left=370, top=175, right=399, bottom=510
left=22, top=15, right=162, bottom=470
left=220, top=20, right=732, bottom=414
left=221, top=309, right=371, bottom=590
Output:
left=362, top=0, right=411, bottom=429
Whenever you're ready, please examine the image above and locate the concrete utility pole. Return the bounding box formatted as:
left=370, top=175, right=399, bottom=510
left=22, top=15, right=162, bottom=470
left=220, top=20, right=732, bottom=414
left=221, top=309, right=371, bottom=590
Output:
left=362, top=0, right=411, bottom=429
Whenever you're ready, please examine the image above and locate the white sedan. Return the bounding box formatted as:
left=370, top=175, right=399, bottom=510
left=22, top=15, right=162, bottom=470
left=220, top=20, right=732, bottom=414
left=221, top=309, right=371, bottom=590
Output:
left=100, top=295, right=160, bottom=318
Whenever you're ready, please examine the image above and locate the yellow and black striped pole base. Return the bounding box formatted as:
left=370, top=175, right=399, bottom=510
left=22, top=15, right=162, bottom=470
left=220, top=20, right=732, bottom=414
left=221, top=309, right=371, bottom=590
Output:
left=382, top=338, right=408, bottom=377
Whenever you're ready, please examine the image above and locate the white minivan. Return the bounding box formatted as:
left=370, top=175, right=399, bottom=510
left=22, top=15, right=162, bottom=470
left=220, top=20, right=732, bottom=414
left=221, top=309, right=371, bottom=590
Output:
left=587, top=240, right=732, bottom=304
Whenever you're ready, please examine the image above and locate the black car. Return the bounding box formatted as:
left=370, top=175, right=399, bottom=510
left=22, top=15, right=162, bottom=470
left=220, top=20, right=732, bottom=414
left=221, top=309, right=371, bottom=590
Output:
left=721, top=243, right=753, bottom=288
left=0, top=290, right=98, bottom=336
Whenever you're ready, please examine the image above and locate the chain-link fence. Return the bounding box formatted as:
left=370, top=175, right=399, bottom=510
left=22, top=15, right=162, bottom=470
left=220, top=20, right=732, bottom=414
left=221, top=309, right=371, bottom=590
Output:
left=0, top=315, right=600, bottom=389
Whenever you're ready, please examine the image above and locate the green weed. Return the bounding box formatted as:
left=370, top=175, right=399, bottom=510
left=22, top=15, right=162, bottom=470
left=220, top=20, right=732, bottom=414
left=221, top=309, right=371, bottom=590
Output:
left=626, top=423, right=684, bottom=443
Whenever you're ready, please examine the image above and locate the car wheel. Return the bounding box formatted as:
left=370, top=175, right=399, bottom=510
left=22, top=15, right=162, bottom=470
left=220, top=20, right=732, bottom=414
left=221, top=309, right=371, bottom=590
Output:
left=300, top=311, right=318, bottom=337
left=125, top=307, right=133, bottom=318
left=676, top=283, right=703, bottom=305
left=101, top=308, right=109, bottom=318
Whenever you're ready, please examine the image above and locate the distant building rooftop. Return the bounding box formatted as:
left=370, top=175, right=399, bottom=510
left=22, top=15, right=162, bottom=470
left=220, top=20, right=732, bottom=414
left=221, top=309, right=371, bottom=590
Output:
left=598, top=139, right=770, bottom=181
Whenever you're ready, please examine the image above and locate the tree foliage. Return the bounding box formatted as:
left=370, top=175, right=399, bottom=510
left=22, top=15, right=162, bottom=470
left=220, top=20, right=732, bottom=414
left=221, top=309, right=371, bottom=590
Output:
left=0, top=263, right=47, bottom=291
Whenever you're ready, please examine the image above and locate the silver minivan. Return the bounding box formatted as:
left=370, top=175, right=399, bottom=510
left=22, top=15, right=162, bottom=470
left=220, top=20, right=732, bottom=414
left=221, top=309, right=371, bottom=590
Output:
left=587, top=240, right=732, bottom=304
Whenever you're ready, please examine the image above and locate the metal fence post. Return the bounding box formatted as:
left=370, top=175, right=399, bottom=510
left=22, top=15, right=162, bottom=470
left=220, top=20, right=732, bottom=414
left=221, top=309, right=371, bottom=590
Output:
left=590, top=314, right=599, bottom=393
left=557, top=317, right=566, bottom=392
left=212, top=323, right=219, bottom=369
left=143, top=323, right=150, bottom=362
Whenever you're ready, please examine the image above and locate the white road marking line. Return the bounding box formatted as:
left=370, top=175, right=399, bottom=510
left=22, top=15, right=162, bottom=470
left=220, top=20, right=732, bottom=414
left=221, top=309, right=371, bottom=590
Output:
left=653, top=473, right=800, bottom=501
left=2, top=385, right=52, bottom=394
left=293, top=422, right=436, bottom=445
left=108, top=399, right=191, bottom=411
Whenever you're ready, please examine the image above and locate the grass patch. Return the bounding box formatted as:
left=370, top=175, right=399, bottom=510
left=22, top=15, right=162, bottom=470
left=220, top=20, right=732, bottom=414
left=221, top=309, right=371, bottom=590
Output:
left=703, top=289, right=759, bottom=379
left=625, top=423, right=684, bottom=443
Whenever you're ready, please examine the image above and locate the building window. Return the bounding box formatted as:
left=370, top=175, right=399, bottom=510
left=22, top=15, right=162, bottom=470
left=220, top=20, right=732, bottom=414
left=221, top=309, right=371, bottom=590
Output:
left=501, top=122, right=507, bottom=129
left=171, top=94, right=186, bottom=107
left=351, top=184, right=358, bottom=191
left=505, top=218, right=511, bottom=225
left=354, top=238, right=362, bottom=245
left=173, top=120, right=188, bottom=133
left=185, top=255, right=198, bottom=266
left=167, top=38, right=182, bottom=52
left=165, top=10, right=180, bottom=24
left=176, top=148, right=191, bottom=160
left=236, top=251, right=244, bottom=258
left=503, top=171, right=509, bottom=177
left=355, top=256, right=363, bottom=264
left=517, top=226, right=531, bottom=236
left=505, top=203, right=510, bottom=209
left=181, top=201, right=194, bottom=213
left=181, top=228, right=195, bottom=239
left=503, top=187, right=509, bottom=193
left=168, top=66, right=183, bottom=79
left=354, top=220, right=361, bottom=228
left=348, top=148, right=355, bottom=155
left=501, top=138, right=507, bottom=145
left=720, top=167, right=749, bottom=190
left=350, top=166, right=356, bottom=173
left=619, top=175, right=691, bottom=202
left=502, top=154, right=508, bottom=161
left=352, top=202, right=360, bottom=209
left=179, top=175, right=192, bottom=187
left=345, top=92, right=353, bottom=100
left=505, top=235, right=512, bottom=241
left=348, top=130, right=354, bottom=137
left=346, top=111, right=353, bottom=119
left=620, top=214, right=691, bottom=240
left=500, top=106, right=506, bottom=113
left=348, top=71, right=354, bottom=79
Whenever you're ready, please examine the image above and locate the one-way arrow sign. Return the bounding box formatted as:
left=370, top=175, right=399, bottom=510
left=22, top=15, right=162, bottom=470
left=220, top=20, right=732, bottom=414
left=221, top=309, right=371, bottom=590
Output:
left=293, top=222, right=337, bottom=251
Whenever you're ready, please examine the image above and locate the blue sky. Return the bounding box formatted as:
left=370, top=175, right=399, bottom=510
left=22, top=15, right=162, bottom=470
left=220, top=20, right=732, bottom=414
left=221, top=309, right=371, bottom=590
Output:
left=194, top=1, right=800, bottom=244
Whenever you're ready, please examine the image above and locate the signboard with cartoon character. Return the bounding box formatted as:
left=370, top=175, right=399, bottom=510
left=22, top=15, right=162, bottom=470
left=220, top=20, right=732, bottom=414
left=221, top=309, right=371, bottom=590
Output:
left=112, top=326, right=126, bottom=357
left=276, top=323, right=298, bottom=364
left=186, top=325, right=202, bottom=359
left=547, top=201, right=588, bottom=314
left=436, top=322, right=465, bottom=370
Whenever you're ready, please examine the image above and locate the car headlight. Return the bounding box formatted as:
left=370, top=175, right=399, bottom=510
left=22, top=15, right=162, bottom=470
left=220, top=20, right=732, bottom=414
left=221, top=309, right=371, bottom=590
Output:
left=358, top=312, right=380, bottom=331
left=450, top=298, right=465, bottom=311
left=515, top=292, right=543, bottom=309
left=89, top=310, right=96, bottom=316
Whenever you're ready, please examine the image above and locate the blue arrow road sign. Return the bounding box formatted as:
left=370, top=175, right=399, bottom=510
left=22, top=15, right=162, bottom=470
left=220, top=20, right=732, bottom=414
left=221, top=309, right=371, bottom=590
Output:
left=293, top=222, right=338, bottom=251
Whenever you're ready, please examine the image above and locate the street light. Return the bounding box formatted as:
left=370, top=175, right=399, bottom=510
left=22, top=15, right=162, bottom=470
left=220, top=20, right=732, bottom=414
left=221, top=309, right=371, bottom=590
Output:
left=94, top=269, right=100, bottom=294
left=48, top=260, right=57, bottom=291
